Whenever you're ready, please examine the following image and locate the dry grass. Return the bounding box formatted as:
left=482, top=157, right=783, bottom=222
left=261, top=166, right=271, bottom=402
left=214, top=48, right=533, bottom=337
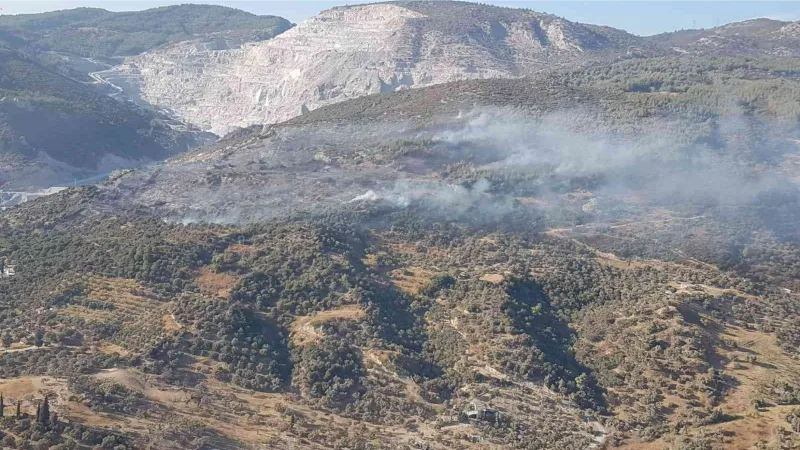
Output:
left=58, top=277, right=163, bottom=328
left=85, top=276, right=161, bottom=315
left=0, top=376, right=47, bottom=398
left=60, top=304, right=118, bottom=322
left=95, top=368, right=147, bottom=393
left=387, top=241, right=423, bottom=256
left=705, top=326, right=800, bottom=449
left=289, top=305, right=365, bottom=347
left=162, top=313, right=183, bottom=332
left=594, top=252, right=656, bottom=270
left=668, top=281, right=756, bottom=300
left=362, top=253, right=378, bottom=268
left=60, top=365, right=450, bottom=448
left=479, top=273, right=505, bottom=284
left=389, top=266, right=434, bottom=294
left=97, top=343, right=130, bottom=356
left=614, top=440, right=671, bottom=450
left=0, top=376, right=70, bottom=418
left=613, top=321, right=800, bottom=450
left=196, top=267, right=239, bottom=300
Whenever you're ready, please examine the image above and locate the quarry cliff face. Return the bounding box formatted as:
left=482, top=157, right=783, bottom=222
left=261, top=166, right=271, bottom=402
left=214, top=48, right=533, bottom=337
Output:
left=106, top=2, right=637, bottom=135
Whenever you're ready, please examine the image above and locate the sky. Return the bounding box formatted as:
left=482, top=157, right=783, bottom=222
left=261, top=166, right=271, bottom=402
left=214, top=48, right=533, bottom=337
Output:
left=1, top=1, right=799, bottom=36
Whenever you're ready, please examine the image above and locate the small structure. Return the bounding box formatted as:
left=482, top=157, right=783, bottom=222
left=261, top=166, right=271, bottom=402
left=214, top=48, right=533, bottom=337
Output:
left=2, top=265, right=15, bottom=277
left=464, top=400, right=497, bottom=422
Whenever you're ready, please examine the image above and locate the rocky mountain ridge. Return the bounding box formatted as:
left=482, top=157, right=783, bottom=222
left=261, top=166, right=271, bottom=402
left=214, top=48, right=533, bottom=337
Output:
left=108, top=1, right=645, bottom=135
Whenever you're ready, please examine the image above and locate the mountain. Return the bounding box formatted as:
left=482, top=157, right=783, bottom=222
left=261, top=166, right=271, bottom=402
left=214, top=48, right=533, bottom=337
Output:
left=105, top=1, right=646, bottom=135
left=0, top=47, right=214, bottom=190
left=104, top=4, right=800, bottom=136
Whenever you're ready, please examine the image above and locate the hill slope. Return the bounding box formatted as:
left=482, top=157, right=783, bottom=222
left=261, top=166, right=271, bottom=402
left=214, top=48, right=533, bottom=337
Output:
left=107, top=1, right=645, bottom=134
left=0, top=48, right=213, bottom=190
left=1, top=62, right=800, bottom=448
left=0, top=4, right=293, bottom=191
left=649, top=18, right=800, bottom=56
left=0, top=4, right=293, bottom=58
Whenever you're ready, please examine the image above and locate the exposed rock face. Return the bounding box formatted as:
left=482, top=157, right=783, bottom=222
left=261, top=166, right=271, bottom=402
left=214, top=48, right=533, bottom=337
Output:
left=108, top=1, right=641, bottom=135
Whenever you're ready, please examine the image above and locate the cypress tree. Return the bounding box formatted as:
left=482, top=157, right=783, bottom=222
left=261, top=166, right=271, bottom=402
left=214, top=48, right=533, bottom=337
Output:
left=1, top=332, right=11, bottom=348
left=33, top=330, right=44, bottom=348
left=40, top=396, right=50, bottom=426
left=35, top=402, right=40, bottom=422
left=0, top=393, right=4, bottom=418
left=15, top=400, right=20, bottom=419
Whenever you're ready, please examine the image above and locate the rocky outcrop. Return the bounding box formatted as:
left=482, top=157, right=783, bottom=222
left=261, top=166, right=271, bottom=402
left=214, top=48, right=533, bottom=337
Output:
left=108, top=1, right=642, bottom=135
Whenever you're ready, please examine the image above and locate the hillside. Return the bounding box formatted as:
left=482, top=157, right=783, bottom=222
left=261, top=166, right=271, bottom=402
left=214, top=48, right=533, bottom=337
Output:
left=0, top=4, right=294, bottom=191
left=0, top=4, right=293, bottom=58
left=1, top=49, right=800, bottom=449
left=1, top=3, right=800, bottom=449
left=648, top=18, right=800, bottom=56
left=0, top=47, right=214, bottom=190
left=106, top=1, right=647, bottom=135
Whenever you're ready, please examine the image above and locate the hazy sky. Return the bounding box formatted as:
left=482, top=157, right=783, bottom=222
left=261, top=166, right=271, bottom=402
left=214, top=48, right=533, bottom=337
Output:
left=2, top=1, right=798, bottom=36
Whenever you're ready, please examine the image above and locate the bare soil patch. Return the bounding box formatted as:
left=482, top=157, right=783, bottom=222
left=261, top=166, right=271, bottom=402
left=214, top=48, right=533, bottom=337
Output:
left=196, top=267, right=239, bottom=300
left=390, top=266, right=434, bottom=294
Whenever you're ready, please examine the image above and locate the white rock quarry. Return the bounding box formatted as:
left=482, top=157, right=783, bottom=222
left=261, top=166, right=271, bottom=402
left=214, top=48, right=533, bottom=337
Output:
left=103, top=2, right=636, bottom=135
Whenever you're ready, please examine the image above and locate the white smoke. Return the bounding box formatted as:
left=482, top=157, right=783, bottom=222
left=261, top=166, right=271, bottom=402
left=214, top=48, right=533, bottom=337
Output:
left=106, top=106, right=800, bottom=225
